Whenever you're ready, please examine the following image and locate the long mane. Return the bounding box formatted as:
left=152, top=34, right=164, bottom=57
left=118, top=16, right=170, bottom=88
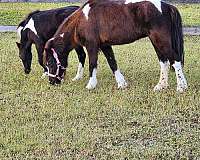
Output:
left=54, top=1, right=92, bottom=36
left=17, top=10, right=40, bottom=28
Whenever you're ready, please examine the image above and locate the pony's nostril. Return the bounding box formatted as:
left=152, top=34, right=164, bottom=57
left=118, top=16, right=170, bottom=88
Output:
left=55, top=79, right=61, bottom=85
left=49, top=81, right=55, bottom=85
left=24, top=69, right=31, bottom=74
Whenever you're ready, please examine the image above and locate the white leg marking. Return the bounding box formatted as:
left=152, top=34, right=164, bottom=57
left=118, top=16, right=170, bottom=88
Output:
left=172, top=61, right=188, bottom=92
left=86, top=68, right=97, bottom=90
left=72, top=63, right=84, bottom=81
left=17, top=26, right=23, bottom=38
left=83, top=4, right=91, bottom=20
left=23, top=18, right=38, bottom=36
left=125, top=0, right=162, bottom=13
left=154, top=61, right=170, bottom=91
left=114, top=69, right=127, bottom=89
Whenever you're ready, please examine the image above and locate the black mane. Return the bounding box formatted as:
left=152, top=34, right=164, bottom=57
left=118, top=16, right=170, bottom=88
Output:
left=17, top=10, right=40, bottom=28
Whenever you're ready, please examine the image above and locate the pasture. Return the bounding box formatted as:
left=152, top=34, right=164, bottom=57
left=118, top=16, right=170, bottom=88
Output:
left=0, top=32, right=200, bottom=159
left=0, top=2, right=200, bottom=26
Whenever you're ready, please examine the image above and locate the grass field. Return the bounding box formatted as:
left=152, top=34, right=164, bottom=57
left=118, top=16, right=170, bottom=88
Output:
left=0, top=2, right=200, bottom=26
left=0, top=32, right=200, bottom=159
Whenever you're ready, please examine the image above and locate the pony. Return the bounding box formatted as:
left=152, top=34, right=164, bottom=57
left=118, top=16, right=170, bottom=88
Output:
left=44, top=0, right=188, bottom=92
left=16, top=6, right=86, bottom=81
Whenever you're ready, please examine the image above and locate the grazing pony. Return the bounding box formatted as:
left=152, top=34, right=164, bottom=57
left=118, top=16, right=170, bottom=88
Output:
left=44, top=0, right=187, bottom=92
left=16, top=6, right=86, bottom=81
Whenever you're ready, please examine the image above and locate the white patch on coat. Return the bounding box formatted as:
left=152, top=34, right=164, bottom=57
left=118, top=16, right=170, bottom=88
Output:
left=72, top=63, right=84, bottom=81
left=83, top=4, right=91, bottom=20
left=17, top=26, right=23, bottom=38
left=60, top=33, right=64, bottom=38
left=23, top=18, right=38, bottom=36
left=154, top=61, right=170, bottom=91
left=114, top=69, right=127, bottom=89
left=86, top=68, right=97, bottom=89
left=125, top=0, right=162, bottom=13
left=172, top=61, right=188, bottom=92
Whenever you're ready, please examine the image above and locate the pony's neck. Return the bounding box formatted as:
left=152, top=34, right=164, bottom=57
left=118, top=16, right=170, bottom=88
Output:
left=55, top=7, right=82, bottom=36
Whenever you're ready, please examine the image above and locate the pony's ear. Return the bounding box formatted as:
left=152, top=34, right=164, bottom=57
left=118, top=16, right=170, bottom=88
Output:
left=16, top=42, right=21, bottom=49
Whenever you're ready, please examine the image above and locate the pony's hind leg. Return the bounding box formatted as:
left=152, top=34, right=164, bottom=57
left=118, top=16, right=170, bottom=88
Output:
left=85, top=42, right=99, bottom=90
left=172, top=61, right=187, bottom=92
left=101, top=45, right=127, bottom=89
left=149, top=31, right=187, bottom=92
left=150, top=41, right=170, bottom=91
left=154, top=61, right=170, bottom=91
left=72, top=46, right=86, bottom=81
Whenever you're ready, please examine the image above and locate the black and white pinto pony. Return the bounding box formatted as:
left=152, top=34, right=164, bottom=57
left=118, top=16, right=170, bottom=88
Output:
left=44, top=0, right=188, bottom=92
left=16, top=6, right=86, bottom=81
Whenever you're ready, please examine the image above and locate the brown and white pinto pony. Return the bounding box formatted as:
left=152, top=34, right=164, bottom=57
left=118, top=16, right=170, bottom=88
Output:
left=44, top=0, right=187, bottom=92
left=16, top=6, right=86, bottom=81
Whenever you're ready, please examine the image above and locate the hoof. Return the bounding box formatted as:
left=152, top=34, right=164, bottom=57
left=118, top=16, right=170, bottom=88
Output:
left=117, top=81, right=128, bottom=89
left=72, top=75, right=83, bottom=81
left=86, top=79, right=97, bottom=90
left=153, top=84, right=169, bottom=91
left=177, top=85, right=187, bottom=93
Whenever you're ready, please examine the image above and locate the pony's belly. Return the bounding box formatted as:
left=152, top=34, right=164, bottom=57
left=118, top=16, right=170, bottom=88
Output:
left=100, top=31, right=146, bottom=45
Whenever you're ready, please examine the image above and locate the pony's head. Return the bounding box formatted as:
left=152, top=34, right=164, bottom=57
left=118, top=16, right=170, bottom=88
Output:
left=16, top=27, right=32, bottom=74
left=44, top=36, right=68, bottom=85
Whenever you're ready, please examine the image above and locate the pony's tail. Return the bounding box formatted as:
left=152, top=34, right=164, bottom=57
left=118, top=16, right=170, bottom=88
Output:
left=169, top=5, right=184, bottom=66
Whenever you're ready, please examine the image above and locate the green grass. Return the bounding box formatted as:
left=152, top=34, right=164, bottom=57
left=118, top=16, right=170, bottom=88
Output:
left=175, top=3, right=200, bottom=27
left=0, top=32, right=200, bottom=159
left=0, top=2, right=80, bottom=26
left=0, top=3, right=200, bottom=26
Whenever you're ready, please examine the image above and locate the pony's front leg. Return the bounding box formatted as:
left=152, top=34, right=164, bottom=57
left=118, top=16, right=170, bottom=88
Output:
left=86, top=45, right=98, bottom=90
left=172, top=61, right=187, bottom=92
left=35, top=41, right=48, bottom=78
left=72, top=46, right=86, bottom=81
left=101, top=45, right=127, bottom=89
left=154, top=61, right=170, bottom=91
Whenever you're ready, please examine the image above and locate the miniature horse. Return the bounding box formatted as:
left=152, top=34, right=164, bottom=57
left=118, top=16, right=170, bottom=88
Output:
left=16, top=6, right=86, bottom=81
left=44, top=0, right=188, bottom=92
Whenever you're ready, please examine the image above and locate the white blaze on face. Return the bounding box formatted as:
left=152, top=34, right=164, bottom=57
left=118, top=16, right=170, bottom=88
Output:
left=83, top=4, right=91, bottom=20
left=17, top=26, right=23, bottom=39
left=125, top=0, right=162, bottom=13
left=23, top=18, right=38, bottom=36
left=49, top=37, right=55, bottom=41
left=114, top=69, right=127, bottom=89
left=72, top=63, right=84, bottom=81
left=60, top=33, right=64, bottom=38
left=86, top=68, right=97, bottom=89
left=154, top=61, right=169, bottom=91
left=172, top=61, right=188, bottom=92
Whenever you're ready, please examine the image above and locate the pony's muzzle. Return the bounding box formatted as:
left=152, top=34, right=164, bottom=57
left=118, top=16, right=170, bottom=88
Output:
left=24, top=68, right=31, bottom=74
left=49, top=77, right=61, bottom=85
